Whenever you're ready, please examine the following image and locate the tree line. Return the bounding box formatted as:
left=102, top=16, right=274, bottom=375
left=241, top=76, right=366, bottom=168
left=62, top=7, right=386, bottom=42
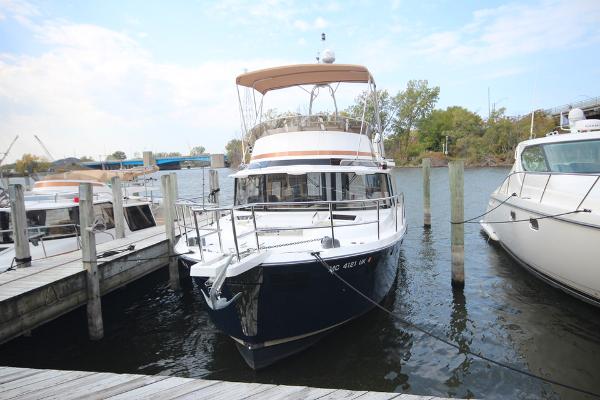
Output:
left=224, top=81, right=557, bottom=168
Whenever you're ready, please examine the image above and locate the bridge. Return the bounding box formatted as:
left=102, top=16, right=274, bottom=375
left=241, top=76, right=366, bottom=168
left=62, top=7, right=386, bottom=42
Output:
left=544, top=96, right=600, bottom=121
left=82, top=154, right=226, bottom=170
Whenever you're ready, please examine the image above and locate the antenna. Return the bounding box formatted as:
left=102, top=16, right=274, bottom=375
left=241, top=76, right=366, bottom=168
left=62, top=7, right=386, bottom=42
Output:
left=318, top=32, right=335, bottom=64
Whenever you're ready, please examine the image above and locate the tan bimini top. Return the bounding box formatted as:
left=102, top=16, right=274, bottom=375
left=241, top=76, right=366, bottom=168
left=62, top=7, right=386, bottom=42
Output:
left=236, top=64, right=374, bottom=94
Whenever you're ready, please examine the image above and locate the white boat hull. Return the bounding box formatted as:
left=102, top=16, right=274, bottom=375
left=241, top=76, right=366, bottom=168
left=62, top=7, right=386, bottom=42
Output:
left=482, top=195, right=600, bottom=306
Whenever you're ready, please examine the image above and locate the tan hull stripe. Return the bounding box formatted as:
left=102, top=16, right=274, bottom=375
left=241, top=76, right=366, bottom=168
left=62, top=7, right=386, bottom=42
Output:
left=231, top=315, right=355, bottom=349
left=251, top=150, right=373, bottom=160
left=34, top=181, right=104, bottom=188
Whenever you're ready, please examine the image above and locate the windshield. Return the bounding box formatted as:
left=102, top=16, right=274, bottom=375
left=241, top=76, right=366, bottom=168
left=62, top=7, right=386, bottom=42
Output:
left=235, top=172, right=391, bottom=207
left=0, top=202, right=116, bottom=244
left=522, top=139, right=600, bottom=173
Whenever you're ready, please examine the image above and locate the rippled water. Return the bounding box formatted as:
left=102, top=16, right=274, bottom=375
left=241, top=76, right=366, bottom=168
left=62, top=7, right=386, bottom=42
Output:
left=1, top=167, right=600, bottom=399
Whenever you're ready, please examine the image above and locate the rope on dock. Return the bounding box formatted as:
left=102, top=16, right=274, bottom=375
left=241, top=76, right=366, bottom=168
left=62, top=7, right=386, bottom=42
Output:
left=310, top=251, right=600, bottom=398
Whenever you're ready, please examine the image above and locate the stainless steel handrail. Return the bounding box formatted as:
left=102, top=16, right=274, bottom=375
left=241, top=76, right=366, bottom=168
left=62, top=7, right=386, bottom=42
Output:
left=497, top=170, right=600, bottom=210
left=183, top=194, right=404, bottom=261
left=0, top=223, right=82, bottom=250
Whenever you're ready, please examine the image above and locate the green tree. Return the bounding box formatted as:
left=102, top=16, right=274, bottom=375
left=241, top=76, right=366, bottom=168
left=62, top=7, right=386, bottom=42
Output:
left=79, top=156, right=94, bottom=162
left=346, top=89, right=396, bottom=136
left=391, top=80, right=440, bottom=161
left=226, top=139, right=243, bottom=168
left=190, top=146, right=206, bottom=156
left=15, top=154, right=52, bottom=174
left=419, top=106, right=484, bottom=155
left=108, top=150, right=127, bottom=160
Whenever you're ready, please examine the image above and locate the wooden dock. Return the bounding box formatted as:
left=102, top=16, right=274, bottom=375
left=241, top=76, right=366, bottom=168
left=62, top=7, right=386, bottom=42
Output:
left=0, top=225, right=169, bottom=344
left=0, top=366, right=449, bottom=399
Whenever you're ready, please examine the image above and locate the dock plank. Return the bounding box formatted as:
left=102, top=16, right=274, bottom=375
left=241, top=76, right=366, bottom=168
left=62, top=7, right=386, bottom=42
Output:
left=48, top=373, right=146, bottom=400
left=0, top=370, right=91, bottom=399
left=105, top=376, right=194, bottom=399
left=0, top=367, right=456, bottom=400
left=0, top=368, right=45, bottom=385
left=176, top=381, right=272, bottom=400
left=144, top=378, right=220, bottom=400
left=244, top=385, right=335, bottom=400
left=0, top=369, right=72, bottom=392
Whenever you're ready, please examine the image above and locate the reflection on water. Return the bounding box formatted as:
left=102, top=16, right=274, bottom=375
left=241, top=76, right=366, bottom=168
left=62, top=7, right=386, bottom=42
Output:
left=1, top=167, right=599, bottom=399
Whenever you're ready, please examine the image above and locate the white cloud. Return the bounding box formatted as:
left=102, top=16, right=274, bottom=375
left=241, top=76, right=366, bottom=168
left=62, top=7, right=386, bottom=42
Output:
left=412, top=0, right=600, bottom=64
left=293, top=16, right=329, bottom=32
left=0, top=3, right=289, bottom=162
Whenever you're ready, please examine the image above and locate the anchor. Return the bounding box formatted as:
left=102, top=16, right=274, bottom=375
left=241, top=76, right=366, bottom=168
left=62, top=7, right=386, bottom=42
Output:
left=201, top=254, right=242, bottom=310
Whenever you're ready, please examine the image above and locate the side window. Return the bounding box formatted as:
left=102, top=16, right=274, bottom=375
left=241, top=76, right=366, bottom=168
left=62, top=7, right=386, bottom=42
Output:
left=521, top=146, right=548, bottom=172
left=94, top=202, right=115, bottom=229
left=124, top=205, right=156, bottom=231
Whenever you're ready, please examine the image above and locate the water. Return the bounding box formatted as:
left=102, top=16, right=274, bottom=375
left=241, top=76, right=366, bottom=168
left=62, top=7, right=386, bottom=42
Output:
left=1, top=167, right=600, bottom=399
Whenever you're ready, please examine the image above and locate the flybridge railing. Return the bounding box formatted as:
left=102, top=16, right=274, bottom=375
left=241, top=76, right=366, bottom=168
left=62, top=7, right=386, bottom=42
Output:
left=499, top=170, right=600, bottom=210
left=174, top=194, right=405, bottom=263
left=248, top=115, right=374, bottom=140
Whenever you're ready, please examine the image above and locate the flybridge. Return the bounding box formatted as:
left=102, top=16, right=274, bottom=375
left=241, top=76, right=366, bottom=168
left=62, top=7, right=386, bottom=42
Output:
left=236, top=63, right=384, bottom=164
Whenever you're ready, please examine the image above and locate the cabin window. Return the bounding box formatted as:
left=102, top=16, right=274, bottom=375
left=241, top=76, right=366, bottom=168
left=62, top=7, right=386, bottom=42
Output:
left=235, top=172, right=391, bottom=207
left=0, top=207, right=81, bottom=243
left=0, top=211, right=11, bottom=244
left=521, top=145, right=548, bottom=172
left=542, top=139, right=600, bottom=173
left=94, top=202, right=115, bottom=230
left=124, top=204, right=156, bottom=231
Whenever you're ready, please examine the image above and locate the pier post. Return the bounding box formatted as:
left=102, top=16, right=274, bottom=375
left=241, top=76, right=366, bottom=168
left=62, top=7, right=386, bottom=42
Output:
left=449, top=160, right=465, bottom=289
left=422, top=158, right=431, bottom=228
left=209, top=169, right=220, bottom=206
left=79, top=183, right=104, bottom=340
left=169, top=172, right=179, bottom=200
left=8, top=184, right=31, bottom=268
left=143, top=151, right=155, bottom=167
left=110, top=177, right=125, bottom=239
left=161, top=175, right=180, bottom=290
left=24, top=175, right=31, bottom=190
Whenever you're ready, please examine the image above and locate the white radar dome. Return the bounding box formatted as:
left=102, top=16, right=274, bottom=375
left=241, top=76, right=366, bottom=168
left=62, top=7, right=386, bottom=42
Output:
left=321, top=49, right=335, bottom=64
left=568, top=108, right=585, bottom=124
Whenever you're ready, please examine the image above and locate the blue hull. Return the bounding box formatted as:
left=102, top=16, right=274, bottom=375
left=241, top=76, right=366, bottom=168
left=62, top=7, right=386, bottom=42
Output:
left=183, top=241, right=401, bottom=369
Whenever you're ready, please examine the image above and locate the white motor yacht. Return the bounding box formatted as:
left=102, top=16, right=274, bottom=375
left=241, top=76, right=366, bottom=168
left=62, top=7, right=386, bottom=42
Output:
left=481, top=108, right=600, bottom=306
left=176, top=61, right=407, bottom=368
left=0, top=176, right=158, bottom=271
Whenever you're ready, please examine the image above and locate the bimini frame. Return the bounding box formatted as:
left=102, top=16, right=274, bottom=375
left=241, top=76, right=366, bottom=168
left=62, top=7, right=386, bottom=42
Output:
left=234, top=63, right=384, bottom=164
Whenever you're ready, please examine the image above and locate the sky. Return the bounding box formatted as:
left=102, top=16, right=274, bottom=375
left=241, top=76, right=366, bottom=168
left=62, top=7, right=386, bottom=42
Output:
left=0, top=0, right=599, bottom=163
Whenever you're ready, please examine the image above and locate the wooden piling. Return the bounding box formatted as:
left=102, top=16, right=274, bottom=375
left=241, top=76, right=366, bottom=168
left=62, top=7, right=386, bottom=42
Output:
left=209, top=169, right=220, bottom=206
left=422, top=158, right=431, bottom=228
left=161, top=175, right=180, bottom=290
left=169, top=172, right=179, bottom=200
left=110, top=177, right=125, bottom=239
left=79, top=183, right=104, bottom=340
left=8, top=184, right=31, bottom=268
left=449, top=160, right=465, bottom=289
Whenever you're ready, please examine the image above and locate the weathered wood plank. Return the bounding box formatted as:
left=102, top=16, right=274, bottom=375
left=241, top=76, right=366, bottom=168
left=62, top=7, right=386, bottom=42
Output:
left=0, top=369, right=72, bottom=392
left=144, top=378, right=220, bottom=400
left=105, top=376, right=194, bottom=399
left=176, top=381, right=272, bottom=400
left=0, top=368, right=457, bottom=400
left=316, top=389, right=369, bottom=399
left=0, top=368, right=44, bottom=385
left=244, top=385, right=335, bottom=400
left=16, top=372, right=115, bottom=400
left=46, top=373, right=145, bottom=400
left=0, top=370, right=91, bottom=399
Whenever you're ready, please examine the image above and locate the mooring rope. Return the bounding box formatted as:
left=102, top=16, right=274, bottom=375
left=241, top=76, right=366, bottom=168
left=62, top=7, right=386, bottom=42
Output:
left=451, top=193, right=516, bottom=225
left=310, top=251, right=600, bottom=398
